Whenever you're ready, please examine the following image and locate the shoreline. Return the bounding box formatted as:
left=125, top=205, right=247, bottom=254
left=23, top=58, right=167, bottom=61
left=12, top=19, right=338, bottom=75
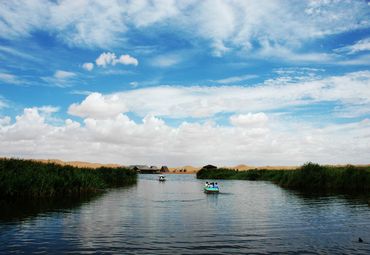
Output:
left=0, top=158, right=137, bottom=198
left=196, top=163, right=370, bottom=193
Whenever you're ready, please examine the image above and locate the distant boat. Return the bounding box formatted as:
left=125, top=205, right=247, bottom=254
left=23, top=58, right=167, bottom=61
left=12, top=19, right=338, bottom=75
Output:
left=204, top=185, right=219, bottom=193
left=158, top=175, right=166, bottom=181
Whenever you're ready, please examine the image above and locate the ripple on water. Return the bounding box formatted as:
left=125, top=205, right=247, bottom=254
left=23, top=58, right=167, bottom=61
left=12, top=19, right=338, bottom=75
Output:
left=1, top=174, right=370, bottom=254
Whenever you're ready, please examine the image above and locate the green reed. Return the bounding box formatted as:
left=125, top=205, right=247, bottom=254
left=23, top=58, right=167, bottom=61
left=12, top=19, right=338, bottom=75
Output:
left=0, top=158, right=137, bottom=198
left=197, top=162, right=370, bottom=192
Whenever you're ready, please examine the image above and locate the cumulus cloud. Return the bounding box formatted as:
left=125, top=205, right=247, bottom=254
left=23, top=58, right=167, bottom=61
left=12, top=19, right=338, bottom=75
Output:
left=95, top=52, right=116, bottom=67
left=4, top=67, right=370, bottom=165
left=117, top=54, right=139, bottom=66
left=68, top=92, right=128, bottom=119
left=230, top=113, right=268, bottom=127
left=95, top=52, right=138, bottom=67
left=1, top=106, right=370, bottom=166
left=82, top=62, right=94, bottom=71
left=0, top=116, right=11, bottom=126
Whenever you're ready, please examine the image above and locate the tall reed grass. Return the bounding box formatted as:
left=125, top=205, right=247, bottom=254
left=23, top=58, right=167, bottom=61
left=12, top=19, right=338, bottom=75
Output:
left=0, top=158, right=137, bottom=198
left=197, top=162, right=370, bottom=192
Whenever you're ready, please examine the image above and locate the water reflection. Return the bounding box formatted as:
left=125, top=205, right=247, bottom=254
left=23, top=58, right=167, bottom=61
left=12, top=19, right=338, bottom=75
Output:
left=1, top=174, right=370, bottom=254
left=0, top=194, right=102, bottom=223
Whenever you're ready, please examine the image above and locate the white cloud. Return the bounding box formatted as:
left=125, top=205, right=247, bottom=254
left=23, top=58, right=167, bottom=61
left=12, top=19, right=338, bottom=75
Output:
left=129, top=81, right=138, bottom=87
left=257, top=41, right=335, bottom=63
left=2, top=108, right=51, bottom=141
left=54, top=70, right=76, bottom=79
left=41, top=70, right=77, bottom=87
left=36, top=105, right=59, bottom=114
left=183, top=0, right=370, bottom=57
left=337, top=54, right=370, bottom=66
left=95, top=52, right=138, bottom=67
left=49, top=0, right=127, bottom=48
left=230, top=113, right=268, bottom=127
left=82, top=62, right=94, bottom=71
left=0, top=0, right=50, bottom=39
left=117, top=54, right=138, bottom=66
left=69, top=90, right=94, bottom=96
left=1, top=0, right=369, bottom=60
left=0, top=96, right=7, bottom=109
left=1, top=106, right=370, bottom=166
left=214, top=74, right=257, bottom=84
left=67, top=71, right=370, bottom=119
left=335, top=38, right=370, bottom=55
left=0, top=45, right=39, bottom=61
left=68, top=92, right=128, bottom=119
left=0, top=116, right=11, bottom=126
left=95, top=52, right=116, bottom=67
left=0, top=72, right=22, bottom=84
left=151, top=53, right=183, bottom=67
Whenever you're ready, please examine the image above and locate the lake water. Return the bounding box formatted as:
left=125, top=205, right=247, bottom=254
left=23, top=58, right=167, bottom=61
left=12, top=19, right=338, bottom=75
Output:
left=1, top=174, right=370, bottom=254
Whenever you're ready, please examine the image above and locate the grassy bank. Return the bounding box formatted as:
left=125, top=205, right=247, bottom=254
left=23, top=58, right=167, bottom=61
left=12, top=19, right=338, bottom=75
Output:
left=0, top=158, right=137, bottom=198
left=197, top=162, right=370, bottom=192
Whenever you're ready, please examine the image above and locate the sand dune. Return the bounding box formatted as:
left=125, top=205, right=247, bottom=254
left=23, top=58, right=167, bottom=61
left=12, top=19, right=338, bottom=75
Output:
left=169, top=165, right=200, bottom=174
left=36, top=159, right=122, bottom=169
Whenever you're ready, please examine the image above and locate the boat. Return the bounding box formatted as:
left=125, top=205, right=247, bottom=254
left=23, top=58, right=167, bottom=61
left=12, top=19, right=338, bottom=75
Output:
left=204, top=184, right=219, bottom=193
left=158, top=175, right=166, bottom=181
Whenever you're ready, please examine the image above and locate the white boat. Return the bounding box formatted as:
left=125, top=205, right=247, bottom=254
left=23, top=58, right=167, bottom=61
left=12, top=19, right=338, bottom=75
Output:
left=204, top=186, right=219, bottom=193
left=158, top=175, right=166, bottom=181
left=203, top=182, right=219, bottom=193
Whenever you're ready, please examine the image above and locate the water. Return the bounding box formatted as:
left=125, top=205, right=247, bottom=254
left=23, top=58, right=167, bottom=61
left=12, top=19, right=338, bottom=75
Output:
left=1, top=174, right=370, bottom=254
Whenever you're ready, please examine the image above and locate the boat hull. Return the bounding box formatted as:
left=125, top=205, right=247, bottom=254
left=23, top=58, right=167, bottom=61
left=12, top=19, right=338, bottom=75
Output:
left=204, top=187, right=219, bottom=193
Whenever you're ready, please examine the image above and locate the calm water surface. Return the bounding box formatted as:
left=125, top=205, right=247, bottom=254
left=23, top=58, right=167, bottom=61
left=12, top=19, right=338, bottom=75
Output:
left=1, top=174, right=370, bottom=254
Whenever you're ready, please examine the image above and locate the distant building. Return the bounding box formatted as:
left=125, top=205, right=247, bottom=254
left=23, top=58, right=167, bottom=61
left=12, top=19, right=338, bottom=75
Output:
left=160, top=166, right=169, bottom=172
left=129, top=165, right=160, bottom=174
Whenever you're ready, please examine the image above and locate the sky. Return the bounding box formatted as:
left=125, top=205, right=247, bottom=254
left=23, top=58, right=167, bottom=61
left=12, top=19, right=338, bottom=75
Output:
left=1, top=0, right=370, bottom=167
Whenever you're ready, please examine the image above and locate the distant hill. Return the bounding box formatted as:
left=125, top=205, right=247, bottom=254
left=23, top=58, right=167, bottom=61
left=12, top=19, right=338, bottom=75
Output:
left=35, top=159, right=122, bottom=169
left=2, top=157, right=368, bottom=173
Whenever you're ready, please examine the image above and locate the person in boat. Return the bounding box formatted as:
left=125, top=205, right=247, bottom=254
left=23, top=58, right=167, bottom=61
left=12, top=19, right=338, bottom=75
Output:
left=205, top=182, right=209, bottom=188
left=214, top=182, right=218, bottom=188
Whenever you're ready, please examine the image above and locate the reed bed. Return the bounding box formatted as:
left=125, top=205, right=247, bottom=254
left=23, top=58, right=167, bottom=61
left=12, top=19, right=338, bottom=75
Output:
left=0, top=158, right=137, bottom=198
left=197, top=162, right=370, bottom=192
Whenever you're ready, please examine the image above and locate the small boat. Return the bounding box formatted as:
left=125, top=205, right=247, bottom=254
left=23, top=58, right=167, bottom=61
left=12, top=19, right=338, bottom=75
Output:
left=204, top=185, right=219, bottom=193
left=158, top=175, right=166, bottom=181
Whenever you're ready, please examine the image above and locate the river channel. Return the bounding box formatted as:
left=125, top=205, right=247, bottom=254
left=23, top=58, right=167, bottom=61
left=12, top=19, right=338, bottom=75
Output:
left=1, top=174, right=370, bottom=254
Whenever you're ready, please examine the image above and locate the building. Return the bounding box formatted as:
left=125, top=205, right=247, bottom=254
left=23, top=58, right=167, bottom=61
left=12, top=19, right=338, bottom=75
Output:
left=160, top=166, right=169, bottom=173
left=129, top=165, right=161, bottom=174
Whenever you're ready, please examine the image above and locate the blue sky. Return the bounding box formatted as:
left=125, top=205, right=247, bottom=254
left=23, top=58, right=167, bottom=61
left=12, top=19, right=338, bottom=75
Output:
left=1, top=0, right=370, bottom=166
